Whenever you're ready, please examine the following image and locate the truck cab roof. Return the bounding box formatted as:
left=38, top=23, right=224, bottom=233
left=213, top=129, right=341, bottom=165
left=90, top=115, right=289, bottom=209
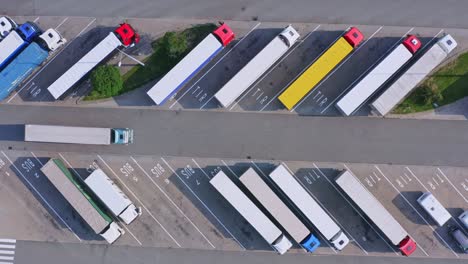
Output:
left=17, top=22, right=41, bottom=42
left=212, top=23, right=235, bottom=47
left=343, top=27, right=364, bottom=48
left=38, top=28, right=67, bottom=51
left=398, top=236, right=417, bottom=256
left=0, top=16, right=17, bottom=38
left=114, top=23, right=140, bottom=47
left=438, top=34, right=457, bottom=54
left=279, top=25, right=300, bottom=47
left=402, top=35, right=421, bottom=54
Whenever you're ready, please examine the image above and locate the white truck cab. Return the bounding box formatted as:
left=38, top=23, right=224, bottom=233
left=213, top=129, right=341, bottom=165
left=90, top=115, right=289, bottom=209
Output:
left=100, top=222, right=125, bottom=244
left=417, top=192, right=451, bottom=227
left=39, top=28, right=67, bottom=51
left=0, top=16, right=17, bottom=38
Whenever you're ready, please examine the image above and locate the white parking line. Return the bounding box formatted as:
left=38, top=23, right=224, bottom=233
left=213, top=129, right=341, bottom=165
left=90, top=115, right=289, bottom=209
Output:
left=315, top=163, right=398, bottom=255
left=33, top=17, right=40, bottom=23
left=130, top=157, right=215, bottom=249
left=7, top=17, right=97, bottom=103
left=228, top=28, right=319, bottom=111
left=30, top=152, right=44, bottom=166
left=168, top=22, right=262, bottom=109
left=320, top=27, right=412, bottom=114
left=0, top=245, right=14, bottom=250
left=374, top=165, right=455, bottom=257
left=0, top=256, right=13, bottom=261
left=252, top=161, right=338, bottom=254
left=55, top=17, right=69, bottom=30
left=58, top=153, right=143, bottom=246
left=0, top=240, right=14, bottom=244
left=282, top=163, right=370, bottom=254
left=97, top=155, right=181, bottom=247
left=260, top=25, right=321, bottom=111
left=0, top=250, right=14, bottom=255
left=437, top=168, right=468, bottom=204
left=190, top=158, right=247, bottom=250
left=1, top=151, right=82, bottom=242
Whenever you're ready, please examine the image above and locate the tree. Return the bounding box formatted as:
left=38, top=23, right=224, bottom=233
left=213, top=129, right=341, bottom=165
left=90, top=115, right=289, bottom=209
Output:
left=89, top=65, right=123, bottom=99
left=163, top=31, right=187, bottom=59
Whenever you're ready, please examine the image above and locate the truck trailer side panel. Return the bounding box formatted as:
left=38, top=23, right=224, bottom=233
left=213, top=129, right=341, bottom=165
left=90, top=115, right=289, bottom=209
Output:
left=371, top=39, right=454, bottom=116
left=279, top=38, right=353, bottom=110
left=0, top=31, right=25, bottom=68
left=0, top=42, right=48, bottom=100
left=40, top=159, right=112, bottom=234
left=214, top=26, right=299, bottom=108
left=210, top=171, right=292, bottom=254
left=47, top=33, right=122, bottom=99
left=147, top=34, right=223, bottom=105
left=269, top=165, right=349, bottom=250
left=335, top=170, right=409, bottom=246
left=336, top=44, right=412, bottom=116
left=25, top=125, right=111, bottom=145
left=239, top=168, right=319, bottom=252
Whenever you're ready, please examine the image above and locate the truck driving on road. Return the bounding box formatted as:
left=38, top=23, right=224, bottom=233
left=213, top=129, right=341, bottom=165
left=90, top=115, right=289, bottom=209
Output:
left=147, top=23, right=235, bottom=105
left=210, top=171, right=293, bottom=254
left=214, top=25, right=300, bottom=108
left=0, top=16, right=17, bottom=39
left=0, top=29, right=66, bottom=101
left=370, top=35, right=457, bottom=116
left=0, top=21, right=41, bottom=69
left=41, top=159, right=124, bottom=243
left=84, top=169, right=141, bottom=224
left=336, top=35, right=422, bottom=116
left=25, top=124, right=134, bottom=145
left=239, top=168, right=321, bottom=252
left=335, top=170, right=417, bottom=256
left=278, top=27, right=364, bottom=110
left=268, top=165, right=350, bottom=250
left=47, top=23, right=140, bottom=99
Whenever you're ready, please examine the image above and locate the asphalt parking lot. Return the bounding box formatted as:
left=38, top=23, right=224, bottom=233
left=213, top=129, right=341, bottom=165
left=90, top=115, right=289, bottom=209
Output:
left=0, top=150, right=467, bottom=259
left=3, top=16, right=466, bottom=117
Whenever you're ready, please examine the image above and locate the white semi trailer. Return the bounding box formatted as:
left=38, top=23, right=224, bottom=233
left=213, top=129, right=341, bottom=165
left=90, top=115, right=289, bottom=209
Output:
left=84, top=169, right=141, bottom=224
left=268, top=165, right=350, bottom=250
left=335, top=170, right=417, bottom=256
left=239, top=168, right=321, bottom=252
left=210, top=170, right=293, bottom=254
left=214, top=25, right=300, bottom=108
left=336, top=35, right=422, bottom=116
left=370, top=35, right=457, bottom=116
left=41, top=159, right=124, bottom=243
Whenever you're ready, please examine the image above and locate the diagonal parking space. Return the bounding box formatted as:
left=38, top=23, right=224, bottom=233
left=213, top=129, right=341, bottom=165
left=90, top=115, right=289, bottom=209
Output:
left=345, top=163, right=462, bottom=258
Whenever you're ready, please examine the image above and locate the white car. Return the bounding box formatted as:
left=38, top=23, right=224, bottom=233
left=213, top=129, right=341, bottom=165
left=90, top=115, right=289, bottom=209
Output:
left=0, top=16, right=17, bottom=39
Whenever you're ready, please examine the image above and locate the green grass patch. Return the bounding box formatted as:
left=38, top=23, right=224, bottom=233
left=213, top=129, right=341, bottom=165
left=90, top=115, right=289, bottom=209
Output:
left=394, top=51, right=468, bottom=114
left=121, top=23, right=217, bottom=93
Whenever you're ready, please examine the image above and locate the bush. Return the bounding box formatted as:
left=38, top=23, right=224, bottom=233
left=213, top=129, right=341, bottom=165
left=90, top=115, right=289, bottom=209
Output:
left=87, top=65, right=123, bottom=100
left=163, top=31, right=188, bottom=59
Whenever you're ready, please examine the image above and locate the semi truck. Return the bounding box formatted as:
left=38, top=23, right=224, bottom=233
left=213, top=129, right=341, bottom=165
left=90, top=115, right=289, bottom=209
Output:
left=335, top=170, right=417, bottom=256
left=147, top=23, right=235, bottom=105
left=214, top=25, right=300, bottom=108
left=269, top=165, right=350, bottom=250
left=24, top=124, right=134, bottom=145
left=84, top=169, right=141, bottom=225
left=278, top=27, right=364, bottom=110
left=370, top=35, right=457, bottom=116
left=210, top=171, right=293, bottom=254
left=0, top=16, right=17, bottom=39
left=336, top=35, right=422, bottom=116
left=239, top=168, right=321, bottom=252
left=0, top=21, right=41, bottom=69
left=41, top=159, right=124, bottom=243
left=47, top=23, right=140, bottom=99
left=0, top=29, right=66, bottom=101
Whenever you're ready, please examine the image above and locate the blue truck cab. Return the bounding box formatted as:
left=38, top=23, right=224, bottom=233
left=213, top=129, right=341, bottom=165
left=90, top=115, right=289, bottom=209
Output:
left=17, top=22, right=41, bottom=42
left=111, top=128, right=134, bottom=145
left=301, top=234, right=321, bottom=252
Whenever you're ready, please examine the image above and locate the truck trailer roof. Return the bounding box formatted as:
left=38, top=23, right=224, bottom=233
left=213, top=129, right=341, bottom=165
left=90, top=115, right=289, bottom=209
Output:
left=25, top=124, right=111, bottom=145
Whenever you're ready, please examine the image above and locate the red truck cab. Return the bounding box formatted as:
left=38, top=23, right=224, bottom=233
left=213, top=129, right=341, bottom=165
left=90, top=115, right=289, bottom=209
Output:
left=343, top=27, right=364, bottom=48
left=402, top=35, right=421, bottom=54
left=213, top=23, right=235, bottom=47
left=398, top=236, right=417, bottom=256
left=114, top=23, right=140, bottom=47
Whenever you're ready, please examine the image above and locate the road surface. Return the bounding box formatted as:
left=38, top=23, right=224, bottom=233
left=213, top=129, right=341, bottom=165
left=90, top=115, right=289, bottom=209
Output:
left=0, top=105, right=467, bottom=166
left=14, top=239, right=468, bottom=264
left=4, top=0, right=468, bottom=29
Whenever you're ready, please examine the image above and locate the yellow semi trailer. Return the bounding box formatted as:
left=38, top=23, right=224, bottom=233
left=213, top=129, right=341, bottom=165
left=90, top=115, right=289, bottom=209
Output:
left=278, top=27, right=364, bottom=110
